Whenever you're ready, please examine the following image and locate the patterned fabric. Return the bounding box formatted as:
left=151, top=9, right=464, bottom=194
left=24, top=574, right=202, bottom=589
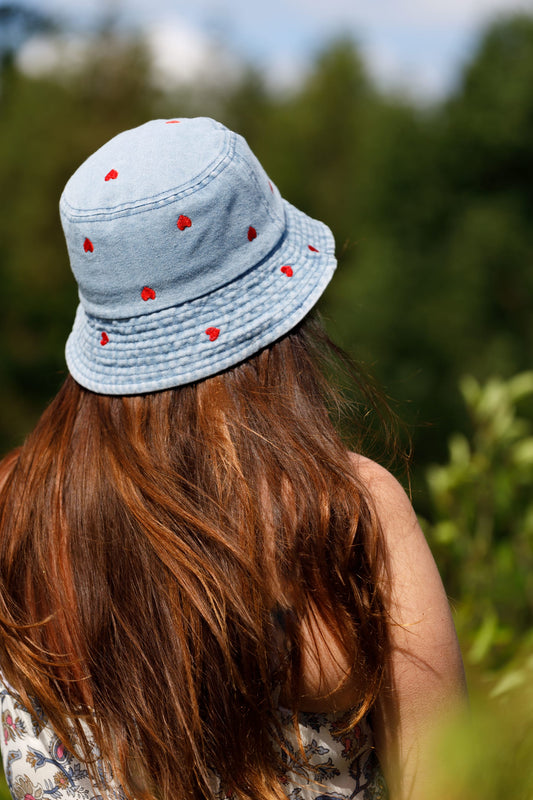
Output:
left=0, top=678, right=125, bottom=800
left=274, top=707, right=387, bottom=800
left=0, top=679, right=387, bottom=800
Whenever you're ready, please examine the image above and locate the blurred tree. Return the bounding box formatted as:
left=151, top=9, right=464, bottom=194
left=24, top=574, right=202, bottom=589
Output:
left=323, top=15, right=533, bottom=471
left=438, top=14, right=533, bottom=377
left=444, top=14, right=533, bottom=195
left=0, top=29, right=162, bottom=452
left=256, top=39, right=372, bottom=240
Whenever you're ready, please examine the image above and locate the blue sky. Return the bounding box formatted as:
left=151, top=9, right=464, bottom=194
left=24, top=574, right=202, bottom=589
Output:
left=17, top=0, right=533, bottom=99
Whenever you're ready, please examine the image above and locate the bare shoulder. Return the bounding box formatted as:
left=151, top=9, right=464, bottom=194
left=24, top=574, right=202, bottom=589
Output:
left=348, top=451, right=414, bottom=508
left=348, top=452, right=467, bottom=706
left=349, top=452, right=467, bottom=797
left=348, top=452, right=421, bottom=545
left=348, top=451, right=461, bottom=648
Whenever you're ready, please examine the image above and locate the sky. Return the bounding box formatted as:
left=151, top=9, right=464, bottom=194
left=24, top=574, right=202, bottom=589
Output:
left=14, top=0, right=533, bottom=100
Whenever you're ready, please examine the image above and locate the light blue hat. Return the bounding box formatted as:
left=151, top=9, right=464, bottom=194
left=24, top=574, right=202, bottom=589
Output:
left=60, top=117, right=337, bottom=394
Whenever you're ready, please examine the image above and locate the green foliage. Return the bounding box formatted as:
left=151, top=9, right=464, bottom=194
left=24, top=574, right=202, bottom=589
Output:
left=0, top=32, right=171, bottom=451
left=427, top=687, right=533, bottom=799
left=430, top=374, right=533, bottom=672
left=445, top=14, right=533, bottom=190
left=417, top=370, right=533, bottom=797
left=423, top=371, right=533, bottom=670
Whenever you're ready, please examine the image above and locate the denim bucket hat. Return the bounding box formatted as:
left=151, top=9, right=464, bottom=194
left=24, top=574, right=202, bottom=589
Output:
left=60, top=117, right=337, bottom=394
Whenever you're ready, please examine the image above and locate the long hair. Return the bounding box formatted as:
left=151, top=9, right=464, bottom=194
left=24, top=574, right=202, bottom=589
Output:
left=0, top=317, right=393, bottom=800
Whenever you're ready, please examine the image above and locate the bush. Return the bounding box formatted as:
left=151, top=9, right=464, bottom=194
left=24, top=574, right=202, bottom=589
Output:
left=420, top=371, right=533, bottom=797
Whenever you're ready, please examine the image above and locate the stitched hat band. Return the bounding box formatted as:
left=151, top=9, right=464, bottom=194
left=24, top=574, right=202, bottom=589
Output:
left=61, top=117, right=337, bottom=394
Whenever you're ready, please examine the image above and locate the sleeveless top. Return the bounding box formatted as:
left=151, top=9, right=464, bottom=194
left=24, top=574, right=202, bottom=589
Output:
left=0, top=677, right=387, bottom=800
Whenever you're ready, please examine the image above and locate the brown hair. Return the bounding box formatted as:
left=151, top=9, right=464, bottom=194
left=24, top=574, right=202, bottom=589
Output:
left=0, top=317, right=391, bottom=800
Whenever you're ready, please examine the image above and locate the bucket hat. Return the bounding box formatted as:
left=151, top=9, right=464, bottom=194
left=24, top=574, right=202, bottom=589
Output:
left=61, top=117, right=337, bottom=394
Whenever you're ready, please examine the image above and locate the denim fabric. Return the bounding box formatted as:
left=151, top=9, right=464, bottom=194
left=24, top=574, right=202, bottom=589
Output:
left=60, top=117, right=337, bottom=394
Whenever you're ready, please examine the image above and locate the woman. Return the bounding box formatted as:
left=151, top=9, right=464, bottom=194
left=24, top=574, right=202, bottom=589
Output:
left=0, top=117, right=465, bottom=800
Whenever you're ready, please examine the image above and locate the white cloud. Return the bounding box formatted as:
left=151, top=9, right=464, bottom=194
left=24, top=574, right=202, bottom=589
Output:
left=145, top=20, right=239, bottom=87
left=360, top=37, right=458, bottom=101
left=15, top=33, right=90, bottom=77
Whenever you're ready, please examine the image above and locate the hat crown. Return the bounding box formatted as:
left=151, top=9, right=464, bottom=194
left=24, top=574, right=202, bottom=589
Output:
left=60, top=117, right=286, bottom=319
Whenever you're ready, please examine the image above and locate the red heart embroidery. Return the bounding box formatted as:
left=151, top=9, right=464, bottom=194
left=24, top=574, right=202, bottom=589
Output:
left=177, top=215, right=192, bottom=231
left=100, top=332, right=109, bottom=346
left=280, top=265, right=293, bottom=277
left=105, top=169, right=118, bottom=181
left=166, top=120, right=181, bottom=123
left=308, top=245, right=319, bottom=252
left=84, top=238, right=94, bottom=253
left=141, top=286, right=156, bottom=301
left=248, top=226, right=257, bottom=241
left=205, top=327, right=220, bottom=342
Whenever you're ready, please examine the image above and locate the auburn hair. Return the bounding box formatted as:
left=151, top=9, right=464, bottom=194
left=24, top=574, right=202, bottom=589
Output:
left=0, top=317, right=392, bottom=800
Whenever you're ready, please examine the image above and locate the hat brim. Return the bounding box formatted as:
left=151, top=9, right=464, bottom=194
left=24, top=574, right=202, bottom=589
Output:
left=65, top=200, right=336, bottom=395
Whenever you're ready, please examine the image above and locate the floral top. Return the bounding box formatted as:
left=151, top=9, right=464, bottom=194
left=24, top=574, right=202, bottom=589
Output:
left=0, top=677, right=387, bottom=800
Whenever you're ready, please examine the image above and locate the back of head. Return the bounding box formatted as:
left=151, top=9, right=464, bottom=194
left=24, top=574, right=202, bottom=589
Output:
left=0, top=118, right=389, bottom=800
